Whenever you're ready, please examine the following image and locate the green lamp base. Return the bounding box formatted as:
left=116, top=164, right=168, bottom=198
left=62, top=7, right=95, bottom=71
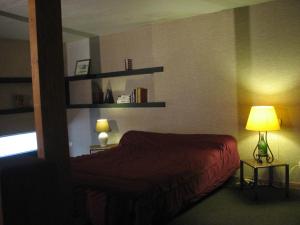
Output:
left=253, top=131, right=274, bottom=163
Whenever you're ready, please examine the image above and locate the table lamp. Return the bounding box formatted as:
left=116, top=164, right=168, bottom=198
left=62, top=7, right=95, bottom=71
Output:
left=96, top=119, right=111, bottom=147
left=246, top=106, right=280, bottom=163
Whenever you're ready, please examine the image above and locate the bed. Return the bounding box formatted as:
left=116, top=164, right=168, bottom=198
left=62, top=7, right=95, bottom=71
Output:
left=71, top=130, right=240, bottom=225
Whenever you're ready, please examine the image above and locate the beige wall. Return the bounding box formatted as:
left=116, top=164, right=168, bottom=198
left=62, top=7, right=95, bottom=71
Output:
left=0, top=39, right=31, bottom=76
left=99, top=0, right=300, bottom=183
left=0, top=38, right=34, bottom=135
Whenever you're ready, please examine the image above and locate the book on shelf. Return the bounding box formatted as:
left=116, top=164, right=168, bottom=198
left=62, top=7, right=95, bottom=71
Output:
left=139, top=88, right=147, bottom=103
left=130, top=90, right=135, bottom=103
left=130, top=88, right=147, bottom=103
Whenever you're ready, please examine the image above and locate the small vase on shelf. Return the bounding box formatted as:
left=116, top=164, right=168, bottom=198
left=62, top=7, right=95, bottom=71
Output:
left=104, top=89, right=114, bottom=103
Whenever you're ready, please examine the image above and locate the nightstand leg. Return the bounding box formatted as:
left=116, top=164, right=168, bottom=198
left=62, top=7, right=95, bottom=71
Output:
left=240, top=161, right=244, bottom=190
left=285, top=164, right=289, bottom=198
left=253, top=168, right=258, bottom=200
left=269, top=167, right=273, bottom=186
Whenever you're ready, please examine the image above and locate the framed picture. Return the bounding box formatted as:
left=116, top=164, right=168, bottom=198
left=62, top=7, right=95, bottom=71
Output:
left=74, top=59, right=91, bottom=75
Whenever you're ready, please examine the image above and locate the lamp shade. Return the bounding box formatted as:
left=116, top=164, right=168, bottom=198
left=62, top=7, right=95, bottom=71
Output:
left=96, top=119, right=110, bottom=132
left=246, top=106, right=280, bottom=131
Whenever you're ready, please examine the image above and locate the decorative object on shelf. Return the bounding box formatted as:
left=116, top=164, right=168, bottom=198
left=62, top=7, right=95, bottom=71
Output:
left=14, top=95, right=25, bottom=108
left=74, top=59, right=91, bottom=75
left=104, top=89, right=114, bottom=103
left=14, top=95, right=33, bottom=108
left=117, top=95, right=130, bottom=104
left=246, top=106, right=280, bottom=163
left=92, top=81, right=103, bottom=104
left=130, top=88, right=147, bottom=103
left=96, top=119, right=111, bottom=147
left=124, top=58, right=133, bottom=70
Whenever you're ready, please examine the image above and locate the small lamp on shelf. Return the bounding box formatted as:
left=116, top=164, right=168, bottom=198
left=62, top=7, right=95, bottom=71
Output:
left=246, top=106, right=280, bottom=163
left=96, top=119, right=111, bottom=147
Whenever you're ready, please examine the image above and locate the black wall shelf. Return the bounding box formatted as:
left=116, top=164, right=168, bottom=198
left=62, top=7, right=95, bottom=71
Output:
left=0, top=66, right=165, bottom=114
left=0, top=102, right=166, bottom=115
left=0, top=77, right=32, bottom=83
left=67, top=102, right=166, bottom=109
left=0, top=67, right=164, bottom=83
left=0, top=107, right=34, bottom=115
left=66, top=66, right=164, bottom=81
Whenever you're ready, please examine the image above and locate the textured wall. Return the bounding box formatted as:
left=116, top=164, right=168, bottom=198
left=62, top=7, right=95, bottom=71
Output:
left=99, top=10, right=238, bottom=143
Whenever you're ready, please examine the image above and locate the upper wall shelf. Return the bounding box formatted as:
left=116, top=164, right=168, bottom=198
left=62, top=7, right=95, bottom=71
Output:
left=66, top=66, right=164, bottom=81
left=0, top=66, right=164, bottom=83
left=0, top=77, right=32, bottom=83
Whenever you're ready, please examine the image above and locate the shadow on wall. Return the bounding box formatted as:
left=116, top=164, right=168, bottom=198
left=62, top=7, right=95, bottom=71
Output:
left=107, top=120, right=120, bottom=144
left=90, top=108, right=101, bottom=145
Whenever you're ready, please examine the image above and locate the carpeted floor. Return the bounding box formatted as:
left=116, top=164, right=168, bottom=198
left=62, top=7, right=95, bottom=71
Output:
left=168, top=181, right=300, bottom=225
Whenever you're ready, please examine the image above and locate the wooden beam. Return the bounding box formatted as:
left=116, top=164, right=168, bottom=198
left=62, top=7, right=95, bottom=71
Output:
left=28, top=0, right=71, bottom=223
left=28, top=0, right=70, bottom=167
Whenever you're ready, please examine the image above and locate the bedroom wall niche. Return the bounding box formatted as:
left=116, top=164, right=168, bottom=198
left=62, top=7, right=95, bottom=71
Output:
left=65, top=37, right=101, bottom=156
left=88, top=36, right=102, bottom=146
left=0, top=38, right=34, bottom=136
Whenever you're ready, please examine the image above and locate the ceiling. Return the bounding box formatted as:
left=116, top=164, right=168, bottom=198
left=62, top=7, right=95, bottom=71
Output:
left=0, top=0, right=274, bottom=42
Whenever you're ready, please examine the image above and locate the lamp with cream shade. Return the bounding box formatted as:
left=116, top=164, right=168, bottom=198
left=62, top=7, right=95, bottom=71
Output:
left=96, top=119, right=111, bottom=147
left=246, top=106, right=280, bottom=163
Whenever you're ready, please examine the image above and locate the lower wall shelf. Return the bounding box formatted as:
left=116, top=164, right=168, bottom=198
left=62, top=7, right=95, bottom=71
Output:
left=0, top=107, right=34, bottom=115
left=67, top=102, right=166, bottom=109
left=0, top=102, right=166, bottom=114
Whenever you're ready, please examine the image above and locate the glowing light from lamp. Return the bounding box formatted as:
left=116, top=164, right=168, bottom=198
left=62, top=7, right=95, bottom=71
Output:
left=246, top=106, right=280, bottom=131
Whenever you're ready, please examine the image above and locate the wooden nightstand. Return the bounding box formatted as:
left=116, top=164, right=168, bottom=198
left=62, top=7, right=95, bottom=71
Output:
left=240, top=159, right=289, bottom=199
left=89, top=144, right=118, bottom=154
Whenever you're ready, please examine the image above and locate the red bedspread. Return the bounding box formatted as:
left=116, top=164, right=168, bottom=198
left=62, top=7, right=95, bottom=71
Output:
left=71, top=131, right=240, bottom=225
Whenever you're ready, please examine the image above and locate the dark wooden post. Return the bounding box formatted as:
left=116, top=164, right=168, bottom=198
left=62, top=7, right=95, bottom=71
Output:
left=28, top=0, right=70, bottom=171
left=28, top=0, right=71, bottom=223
